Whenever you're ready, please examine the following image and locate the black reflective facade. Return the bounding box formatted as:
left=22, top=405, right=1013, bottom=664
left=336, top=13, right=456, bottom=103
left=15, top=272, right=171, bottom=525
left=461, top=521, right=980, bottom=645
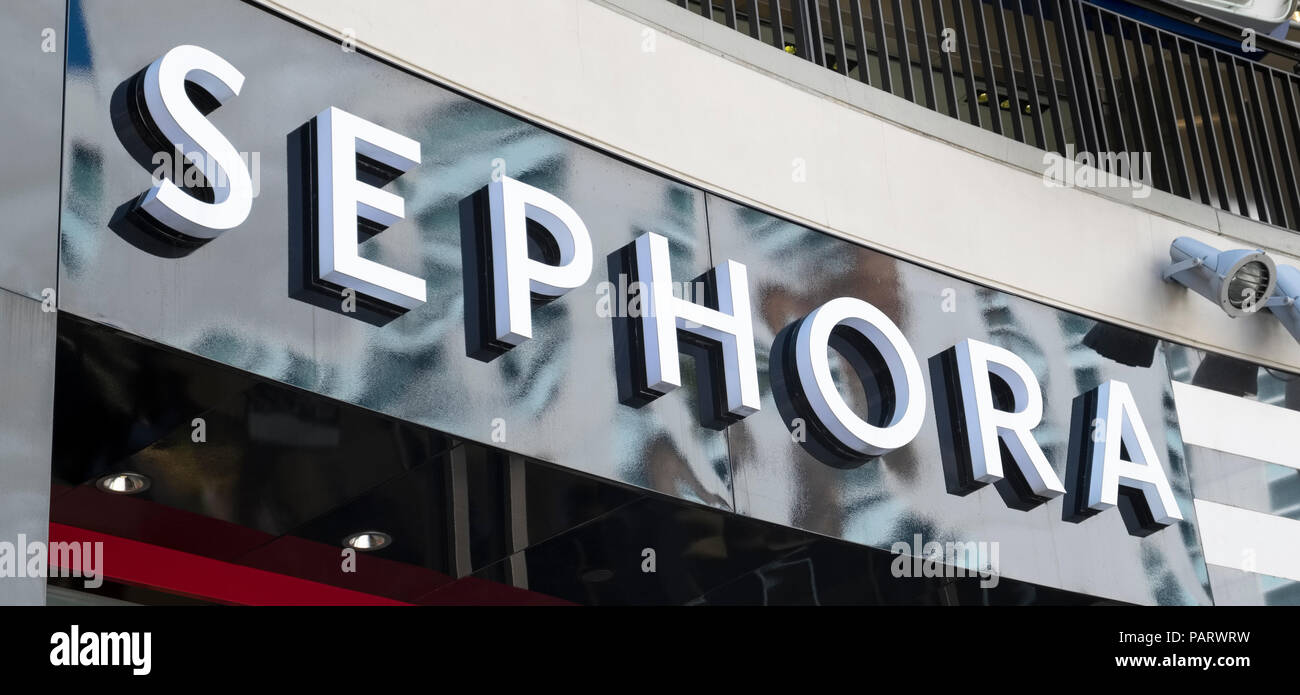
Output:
left=51, top=314, right=1121, bottom=605
left=38, top=0, right=1219, bottom=604
left=10, top=0, right=1299, bottom=605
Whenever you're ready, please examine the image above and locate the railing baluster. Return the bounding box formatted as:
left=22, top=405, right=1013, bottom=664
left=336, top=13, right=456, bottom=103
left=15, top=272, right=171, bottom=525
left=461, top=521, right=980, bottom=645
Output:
left=1225, top=56, right=1271, bottom=222
left=1171, top=37, right=1210, bottom=204
left=872, top=0, right=894, bottom=94
left=952, top=0, right=982, bottom=127
left=1151, top=31, right=1190, bottom=197
left=1205, top=49, right=1249, bottom=215
left=1245, top=63, right=1289, bottom=227
left=932, top=0, right=960, bottom=119
left=1071, top=1, right=1108, bottom=154
left=1109, top=12, right=1147, bottom=163
left=912, top=0, right=937, bottom=109
left=1087, top=6, right=1125, bottom=153
left=1052, top=0, right=1092, bottom=154
left=972, top=0, right=1003, bottom=135
left=851, top=0, right=874, bottom=85
left=892, top=0, right=915, bottom=101
left=992, top=0, right=1025, bottom=142
left=1185, top=43, right=1222, bottom=210
left=771, top=0, right=788, bottom=50
left=1265, top=72, right=1300, bottom=226
left=700, top=0, right=713, bottom=20
left=1280, top=77, right=1300, bottom=225
left=792, top=0, right=811, bottom=59
left=747, top=0, right=763, bottom=40
left=1031, top=0, right=1065, bottom=153
left=723, top=0, right=738, bottom=29
left=1132, top=22, right=1173, bottom=192
left=1190, top=43, right=1230, bottom=211
left=808, top=0, right=827, bottom=65
left=830, top=0, right=850, bottom=74
left=1014, top=0, right=1046, bottom=148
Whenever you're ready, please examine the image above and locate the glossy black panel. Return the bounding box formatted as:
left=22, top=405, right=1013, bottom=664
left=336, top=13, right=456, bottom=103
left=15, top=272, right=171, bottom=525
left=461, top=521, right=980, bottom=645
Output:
left=59, top=0, right=731, bottom=510
left=454, top=491, right=1122, bottom=606
left=691, top=542, right=1123, bottom=606
left=52, top=317, right=648, bottom=601
left=52, top=316, right=454, bottom=561
left=705, top=195, right=1210, bottom=605
left=52, top=313, right=1168, bottom=605
left=0, top=0, right=63, bottom=299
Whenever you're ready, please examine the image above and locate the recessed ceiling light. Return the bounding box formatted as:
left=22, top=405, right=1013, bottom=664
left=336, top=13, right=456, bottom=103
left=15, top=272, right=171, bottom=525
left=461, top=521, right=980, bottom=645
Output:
left=96, top=472, right=150, bottom=495
left=343, top=531, right=392, bottom=552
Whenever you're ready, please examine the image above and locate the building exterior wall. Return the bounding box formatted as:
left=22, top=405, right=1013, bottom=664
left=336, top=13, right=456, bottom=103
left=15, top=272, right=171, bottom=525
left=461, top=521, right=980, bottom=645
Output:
left=0, top=0, right=64, bottom=605
left=0, top=291, right=56, bottom=606
left=0, top=0, right=1296, bottom=606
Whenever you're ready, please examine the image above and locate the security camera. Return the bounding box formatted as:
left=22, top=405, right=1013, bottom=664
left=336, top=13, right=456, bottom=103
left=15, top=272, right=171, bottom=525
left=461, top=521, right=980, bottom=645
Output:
left=1163, top=237, right=1277, bottom=318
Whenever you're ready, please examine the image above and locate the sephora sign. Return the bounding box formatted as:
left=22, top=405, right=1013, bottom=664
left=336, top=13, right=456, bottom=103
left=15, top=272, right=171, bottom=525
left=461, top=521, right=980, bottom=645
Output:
left=120, top=44, right=1182, bottom=536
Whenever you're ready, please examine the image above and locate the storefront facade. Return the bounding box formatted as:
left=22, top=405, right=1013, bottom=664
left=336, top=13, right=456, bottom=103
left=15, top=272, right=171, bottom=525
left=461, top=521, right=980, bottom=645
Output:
left=1, top=0, right=1297, bottom=605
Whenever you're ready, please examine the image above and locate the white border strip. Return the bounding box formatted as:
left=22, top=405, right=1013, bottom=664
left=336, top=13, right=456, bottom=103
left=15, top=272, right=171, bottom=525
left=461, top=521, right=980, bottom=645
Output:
left=1173, top=381, right=1300, bottom=470
left=1194, top=499, right=1300, bottom=582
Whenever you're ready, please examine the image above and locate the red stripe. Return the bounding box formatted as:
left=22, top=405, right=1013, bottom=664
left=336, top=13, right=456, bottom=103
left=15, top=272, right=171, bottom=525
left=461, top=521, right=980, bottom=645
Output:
left=48, top=522, right=410, bottom=606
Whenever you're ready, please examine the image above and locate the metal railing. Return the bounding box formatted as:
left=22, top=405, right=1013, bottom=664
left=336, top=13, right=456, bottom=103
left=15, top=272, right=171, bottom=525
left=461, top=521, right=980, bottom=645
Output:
left=672, top=0, right=1300, bottom=233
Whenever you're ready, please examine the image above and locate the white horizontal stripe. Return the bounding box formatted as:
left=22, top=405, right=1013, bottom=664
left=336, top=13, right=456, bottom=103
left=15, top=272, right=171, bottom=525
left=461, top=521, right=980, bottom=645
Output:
left=1194, top=499, right=1300, bottom=582
left=1173, top=381, right=1300, bottom=470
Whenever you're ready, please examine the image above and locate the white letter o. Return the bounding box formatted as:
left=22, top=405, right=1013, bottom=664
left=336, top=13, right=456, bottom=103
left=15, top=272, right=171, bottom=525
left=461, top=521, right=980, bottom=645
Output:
left=792, top=297, right=926, bottom=457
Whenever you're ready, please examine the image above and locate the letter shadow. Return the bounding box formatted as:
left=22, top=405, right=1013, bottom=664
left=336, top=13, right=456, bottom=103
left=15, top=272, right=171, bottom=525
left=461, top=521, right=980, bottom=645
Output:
left=459, top=185, right=573, bottom=362
left=768, top=319, right=877, bottom=469
left=460, top=186, right=504, bottom=361
left=605, top=241, right=738, bottom=431
left=286, top=120, right=403, bottom=327
left=107, top=69, right=217, bottom=257
left=928, top=347, right=1052, bottom=511
left=1062, top=389, right=1167, bottom=537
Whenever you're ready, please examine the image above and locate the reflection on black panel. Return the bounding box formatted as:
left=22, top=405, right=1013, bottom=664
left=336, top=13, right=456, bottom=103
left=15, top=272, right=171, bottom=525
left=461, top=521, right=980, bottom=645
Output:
left=53, top=315, right=1112, bottom=605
